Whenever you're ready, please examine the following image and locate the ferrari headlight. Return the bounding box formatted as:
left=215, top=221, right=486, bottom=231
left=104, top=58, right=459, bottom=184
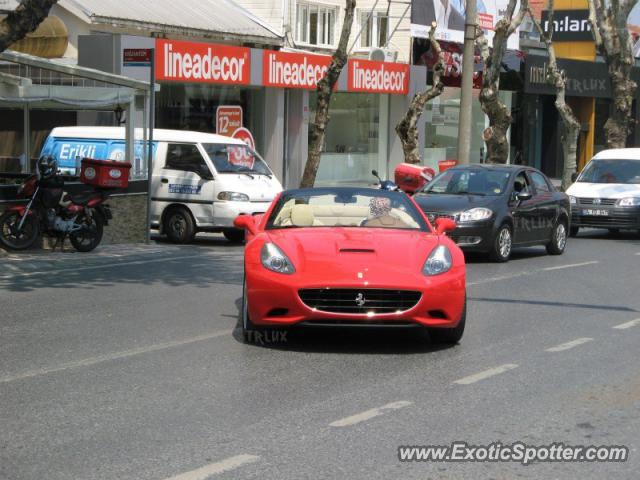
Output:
left=218, top=191, right=250, bottom=202
left=422, top=245, right=452, bottom=276
left=569, top=195, right=577, bottom=205
left=261, top=242, right=295, bottom=274
left=458, top=207, right=493, bottom=222
left=616, top=197, right=640, bottom=207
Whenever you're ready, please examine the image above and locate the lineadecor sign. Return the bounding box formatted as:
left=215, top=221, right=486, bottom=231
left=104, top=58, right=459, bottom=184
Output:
left=156, top=39, right=250, bottom=85
left=263, top=50, right=331, bottom=89
left=348, top=59, right=409, bottom=95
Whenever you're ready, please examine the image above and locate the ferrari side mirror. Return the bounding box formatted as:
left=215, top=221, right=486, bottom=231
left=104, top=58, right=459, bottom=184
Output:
left=234, top=214, right=257, bottom=235
left=435, top=217, right=456, bottom=234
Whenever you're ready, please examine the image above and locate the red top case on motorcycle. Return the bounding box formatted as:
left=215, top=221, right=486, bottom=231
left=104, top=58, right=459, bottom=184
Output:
left=80, top=158, right=131, bottom=188
left=394, top=163, right=435, bottom=194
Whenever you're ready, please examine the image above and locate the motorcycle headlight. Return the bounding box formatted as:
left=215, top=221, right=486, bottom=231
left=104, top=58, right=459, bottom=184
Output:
left=218, top=191, right=250, bottom=202
left=422, top=245, right=453, bottom=276
left=261, top=242, right=295, bottom=274
left=569, top=195, right=577, bottom=205
left=616, top=197, right=640, bottom=207
left=458, top=207, right=493, bottom=222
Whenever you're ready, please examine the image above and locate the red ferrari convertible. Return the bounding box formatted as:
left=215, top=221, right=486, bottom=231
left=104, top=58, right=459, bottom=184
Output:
left=234, top=187, right=466, bottom=344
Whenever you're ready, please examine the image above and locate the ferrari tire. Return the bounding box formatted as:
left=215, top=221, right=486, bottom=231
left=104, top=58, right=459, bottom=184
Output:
left=241, top=276, right=264, bottom=343
left=546, top=219, right=568, bottom=255
left=489, top=223, right=512, bottom=263
left=429, top=298, right=466, bottom=345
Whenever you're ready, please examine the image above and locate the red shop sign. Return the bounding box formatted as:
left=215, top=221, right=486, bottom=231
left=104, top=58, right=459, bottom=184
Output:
left=348, top=59, right=410, bottom=95
left=263, top=50, right=331, bottom=89
left=156, top=39, right=250, bottom=85
left=216, top=106, right=243, bottom=136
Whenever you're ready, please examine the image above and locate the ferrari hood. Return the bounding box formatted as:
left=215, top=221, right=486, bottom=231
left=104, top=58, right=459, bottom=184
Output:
left=265, top=228, right=440, bottom=281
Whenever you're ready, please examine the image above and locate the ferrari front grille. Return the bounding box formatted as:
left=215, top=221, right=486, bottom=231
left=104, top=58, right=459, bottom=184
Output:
left=298, top=288, right=422, bottom=314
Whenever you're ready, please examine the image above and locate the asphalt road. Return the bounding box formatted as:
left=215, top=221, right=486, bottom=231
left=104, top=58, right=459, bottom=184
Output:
left=1, top=229, right=639, bottom=480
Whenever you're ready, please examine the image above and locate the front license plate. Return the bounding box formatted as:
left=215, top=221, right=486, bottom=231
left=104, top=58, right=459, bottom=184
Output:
left=582, top=209, right=608, bottom=216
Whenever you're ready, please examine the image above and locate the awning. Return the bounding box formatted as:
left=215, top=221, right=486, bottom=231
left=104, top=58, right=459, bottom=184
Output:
left=58, top=0, right=283, bottom=46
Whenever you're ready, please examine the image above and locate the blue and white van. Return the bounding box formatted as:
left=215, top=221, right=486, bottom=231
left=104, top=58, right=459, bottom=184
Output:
left=41, top=127, right=282, bottom=243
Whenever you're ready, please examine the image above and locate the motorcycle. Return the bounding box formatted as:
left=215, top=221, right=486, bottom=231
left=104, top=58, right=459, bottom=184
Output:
left=0, top=157, right=112, bottom=252
left=372, top=169, right=400, bottom=191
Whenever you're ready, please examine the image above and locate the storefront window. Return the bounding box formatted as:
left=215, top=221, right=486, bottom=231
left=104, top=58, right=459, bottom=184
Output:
left=423, top=88, right=517, bottom=170
left=156, top=84, right=265, bottom=154
left=309, top=92, right=387, bottom=186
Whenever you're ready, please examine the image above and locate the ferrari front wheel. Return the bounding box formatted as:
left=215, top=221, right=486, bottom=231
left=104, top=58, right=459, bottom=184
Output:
left=241, top=276, right=263, bottom=343
left=428, top=297, right=466, bottom=345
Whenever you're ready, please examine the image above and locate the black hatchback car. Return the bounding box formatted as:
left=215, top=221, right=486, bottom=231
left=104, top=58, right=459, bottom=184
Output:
left=413, top=164, right=571, bottom=262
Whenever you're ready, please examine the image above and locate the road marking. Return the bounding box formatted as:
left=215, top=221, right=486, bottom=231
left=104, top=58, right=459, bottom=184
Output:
left=453, top=364, right=519, bottom=385
left=164, top=454, right=260, bottom=480
left=0, top=330, right=231, bottom=384
left=468, top=261, right=599, bottom=286
left=329, top=401, right=413, bottom=427
left=0, top=254, right=210, bottom=279
left=546, top=337, right=593, bottom=352
left=613, top=318, right=640, bottom=330
left=542, top=261, right=599, bottom=271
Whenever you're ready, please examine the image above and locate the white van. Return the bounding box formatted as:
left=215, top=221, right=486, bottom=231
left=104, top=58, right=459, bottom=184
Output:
left=41, top=127, right=283, bottom=243
left=566, top=148, right=640, bottom=236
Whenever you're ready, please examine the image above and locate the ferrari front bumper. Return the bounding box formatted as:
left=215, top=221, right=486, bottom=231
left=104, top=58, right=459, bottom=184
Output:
left=246, top=266, right=466, bottom=329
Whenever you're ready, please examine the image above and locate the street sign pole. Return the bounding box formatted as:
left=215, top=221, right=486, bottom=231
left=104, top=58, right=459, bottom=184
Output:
left=146, top=48, right=155, bottom=244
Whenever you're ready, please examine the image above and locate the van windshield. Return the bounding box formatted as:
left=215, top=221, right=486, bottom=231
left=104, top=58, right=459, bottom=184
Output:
left=202, top=143, right=272, bottom=176
left=578, top=159, right=640, bottom=184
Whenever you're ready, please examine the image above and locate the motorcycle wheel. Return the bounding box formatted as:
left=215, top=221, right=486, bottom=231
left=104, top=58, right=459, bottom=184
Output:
left=70, top=211, right=104, bottom=252
left=0, top=211, right=39, bottom=250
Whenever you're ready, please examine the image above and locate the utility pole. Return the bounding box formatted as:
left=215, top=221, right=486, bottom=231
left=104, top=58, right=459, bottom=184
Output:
left=456, top=0, right=477, bottom=165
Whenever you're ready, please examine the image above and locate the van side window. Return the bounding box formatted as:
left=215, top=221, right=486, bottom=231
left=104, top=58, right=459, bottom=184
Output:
left=165, top=143, right=209, bottom=176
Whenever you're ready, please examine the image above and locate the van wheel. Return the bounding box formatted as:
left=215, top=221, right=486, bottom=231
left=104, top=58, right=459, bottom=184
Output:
left=164, top=207, right=195, bottom=244
left=223, top=229, right=245, bottom=243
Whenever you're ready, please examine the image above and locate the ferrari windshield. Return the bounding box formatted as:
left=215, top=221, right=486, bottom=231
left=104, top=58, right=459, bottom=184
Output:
left=202, top=143, right=272, bottom=176
left=577, top=159, right=640, bottom=184
left=267, top=188, right=428, bottom=231
left=425, top=168, right=511, bottom=195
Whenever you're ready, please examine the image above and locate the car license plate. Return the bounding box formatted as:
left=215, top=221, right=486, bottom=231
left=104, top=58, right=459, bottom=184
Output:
left=582, top=209, right=608, bottom=216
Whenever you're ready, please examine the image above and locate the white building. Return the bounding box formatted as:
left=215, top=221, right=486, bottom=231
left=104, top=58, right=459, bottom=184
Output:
left=2, top=0, right=427, bottom=188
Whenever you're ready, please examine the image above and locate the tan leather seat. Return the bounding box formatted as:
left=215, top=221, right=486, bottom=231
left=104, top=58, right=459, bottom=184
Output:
left=361, top=215, right=408, bottom=228
left=290, top=204, right=315, bottom=227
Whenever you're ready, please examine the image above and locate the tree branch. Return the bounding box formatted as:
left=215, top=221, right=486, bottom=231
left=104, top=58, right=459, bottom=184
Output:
left=0, top=0, right=58, bottom=53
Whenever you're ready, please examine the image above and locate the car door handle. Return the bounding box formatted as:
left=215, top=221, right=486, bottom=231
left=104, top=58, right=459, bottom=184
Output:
left=161, top=178, right=168, bottom=184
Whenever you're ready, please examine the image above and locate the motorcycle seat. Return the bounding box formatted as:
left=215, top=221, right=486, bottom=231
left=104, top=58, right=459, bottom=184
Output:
left=65, top=192, right=99, bottom=206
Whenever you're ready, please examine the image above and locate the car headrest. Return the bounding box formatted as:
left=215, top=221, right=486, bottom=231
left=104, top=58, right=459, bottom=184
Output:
left=290, top=204, right=315, bottom=227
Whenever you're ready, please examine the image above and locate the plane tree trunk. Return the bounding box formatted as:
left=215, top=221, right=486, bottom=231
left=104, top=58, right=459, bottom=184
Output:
left=587, top=0, right=637, bottom=149
left=477, top=0, right=528, bottom=164
left=529, top=1, right=580, bottom=190
left=300, top=0, right=356, bottom=188
left=395, top=24, right=444, bottom=164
